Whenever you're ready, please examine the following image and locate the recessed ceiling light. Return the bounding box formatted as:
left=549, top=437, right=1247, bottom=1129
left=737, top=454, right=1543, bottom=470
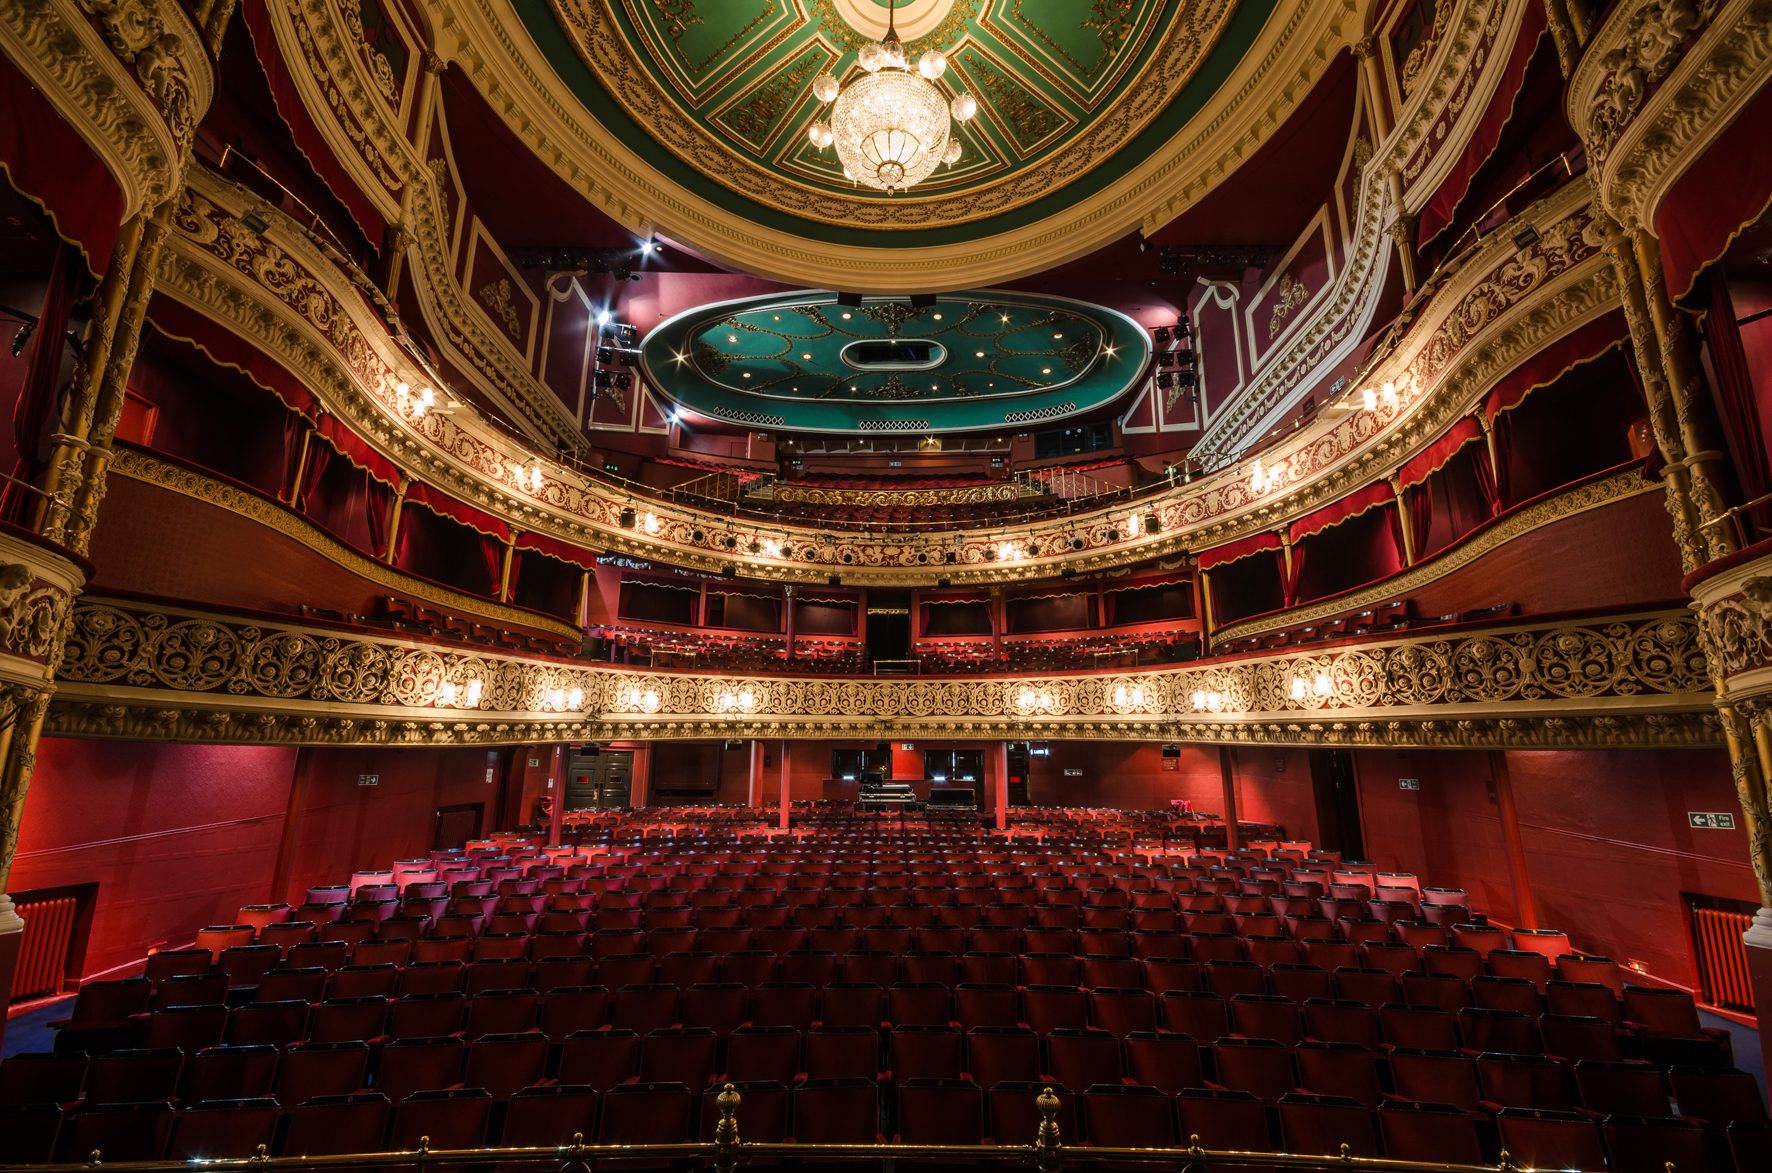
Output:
left=1042, top=367, right=1052, bottom=374
left=933, top=313, right=943, bottom=320
left=975, top=350, right=985, bottom=357
left=1053, top=333, right=1063, bottom=339
left=802, top=352, right=812, bottom=359
left=842, top=312, right=853, bottom=319
left=773, top=315, right=781, bottom=320
left=727, top=334, right=738, bottom=342
left=742, top=372, right=752, bottom=378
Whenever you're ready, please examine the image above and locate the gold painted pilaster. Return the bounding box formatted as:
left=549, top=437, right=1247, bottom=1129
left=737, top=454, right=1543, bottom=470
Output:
left=64, top=197, right=179, bottom=557
left=1539, top=0, right=1579, bottom=77
left=1635, top=229, right=1738, bottom=562
left=1723, top=703, right=1772, bottom=906
left=0, top=688, right=53, bottom=896
left=35, top=214, right=146, bottom=542
left=1388, top=474, right=1416, bottom=566
left=1351, top=35, right=1391, bottom=140
left=1386, top=170, right=1418, bottom=293
left=383, top=476, right=410, bottom=562
left=1599, top=214, right=1705, bottom=573
left=205, top=0, right=240, bottom=57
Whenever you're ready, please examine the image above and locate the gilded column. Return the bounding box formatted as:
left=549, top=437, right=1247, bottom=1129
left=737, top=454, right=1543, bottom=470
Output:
left=1635, top=230, right=1738, bottom=562
left=1539, top=0, right=1580, bottom=77
left=1723, top=704, right=1772, bottom=907
left=1351, top=35, right=1391, bottom=140
left=63, top=195, right=180, bottom=557
left=1599, top=214, right=1706, bottom=573
left=1387, top=474, right=1416, bottom=565
left=34, top=214, right=146, bottom=539
left=0, top=687, right=55, bottom=897
left=1386, top=170, right=1419, bottom=293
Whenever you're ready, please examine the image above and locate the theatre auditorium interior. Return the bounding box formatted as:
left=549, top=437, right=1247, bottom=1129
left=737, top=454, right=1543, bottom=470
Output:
left=12, top=0, right=1772, bottom=1169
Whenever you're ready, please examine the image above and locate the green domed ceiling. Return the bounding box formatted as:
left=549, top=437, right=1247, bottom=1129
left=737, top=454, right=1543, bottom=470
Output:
left=642, top=290, right=1151, bottom=432
left=530, top=0, right=1276, bottom=247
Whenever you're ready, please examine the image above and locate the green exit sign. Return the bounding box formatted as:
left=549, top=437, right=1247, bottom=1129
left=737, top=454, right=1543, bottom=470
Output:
left=1688, top=812, right=1736, bottom=830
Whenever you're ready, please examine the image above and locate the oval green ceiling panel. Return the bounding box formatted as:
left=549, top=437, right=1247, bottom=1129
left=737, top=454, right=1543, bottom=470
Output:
left=539, top=0, right=1262, bottom=238
left=642, top=291, right=1152, bottom=433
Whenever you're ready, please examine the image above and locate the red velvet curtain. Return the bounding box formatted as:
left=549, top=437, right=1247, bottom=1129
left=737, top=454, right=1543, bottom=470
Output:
left=364, top=473, right=393, bottom=558
left=506, top=549, right=523, bottom=602
left=481, top=534, right=505, bottom=599
left=296, top=432, right=332, bottom=513
left=5, top=243, right=75, bottom=522
left=1280, top=543, right=1306, bottom=608
left=1707, top=271, right=1772, bottom=529
left=1386, top=500, right=1409, bottom=565
left=1472, top=414, right=1511, bottom=515
left=1409, top=481, right=1433, bottom=558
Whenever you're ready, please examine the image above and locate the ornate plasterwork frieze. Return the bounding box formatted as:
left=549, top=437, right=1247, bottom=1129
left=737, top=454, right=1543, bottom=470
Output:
left=48, top=596, right=1713, bottom=747
left=1212, top=466, right=1664, bottom=644
left=425, top=0, right=1361, bottom=289
left=0, top=0, right=212, bottom=220
left=160, top=157, right=1625, bottom=590
left=0, top=530, right=88, bottom=692
left=1569, top=0, right=1772, bottom=231
left=1395, top=0, right=1522, bottom=208
left=1689, top=548, right=1772, bottom=697
left=110, top=447, right=584, bottom=641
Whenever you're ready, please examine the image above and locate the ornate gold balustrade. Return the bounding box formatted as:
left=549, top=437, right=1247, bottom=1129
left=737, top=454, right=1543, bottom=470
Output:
left=43, top=594, right=1716, bottom=749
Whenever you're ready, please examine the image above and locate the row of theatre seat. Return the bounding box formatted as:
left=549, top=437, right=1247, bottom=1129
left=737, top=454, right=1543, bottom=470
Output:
left=8, top=824, right=1766, bottom=1169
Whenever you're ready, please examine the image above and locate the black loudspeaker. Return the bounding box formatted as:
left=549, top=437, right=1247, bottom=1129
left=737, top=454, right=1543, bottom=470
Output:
left=937, top=577, right=951, bottom=588
left=582, top=744, right=601, bottom=756
left=618, top=508, right=637, bottom=528
left=876, top=741, right=891, bottom=752
left=828, top=575, right=842, bottom=586
left=722, top=565, right=737, bottom=578
left=945, top=551, right=957, bottom=563
left=691, top=529, right=705, bottom=542
left=837, top=291, right=864, bottom=307
left=1143, top=513, right=1161, bottom=534
left=909, top=293, right=938, bottom=308
left=1162, top=744, right=1181, bottom=758
left=724, top=740, right=745, bottom=751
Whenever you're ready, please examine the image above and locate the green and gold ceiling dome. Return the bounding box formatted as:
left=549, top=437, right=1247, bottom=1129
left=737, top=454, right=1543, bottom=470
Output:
left=531, top=0, right=1278, bottom=260
left=641, top=289, right=1151, bottom=433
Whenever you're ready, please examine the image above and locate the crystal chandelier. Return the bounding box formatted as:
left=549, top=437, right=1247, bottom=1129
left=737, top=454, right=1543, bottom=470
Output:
left=805, top=0, right=977, bottom=194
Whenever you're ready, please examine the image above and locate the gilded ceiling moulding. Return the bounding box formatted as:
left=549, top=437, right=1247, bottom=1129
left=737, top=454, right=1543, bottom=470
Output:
left=429, top=0, right=1358, bottom=289
left=547, top=0, right=1234, bottom=229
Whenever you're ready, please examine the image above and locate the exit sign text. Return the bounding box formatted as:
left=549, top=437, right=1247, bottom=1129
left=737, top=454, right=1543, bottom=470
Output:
left=1689, top=812, right=1736, bottom=829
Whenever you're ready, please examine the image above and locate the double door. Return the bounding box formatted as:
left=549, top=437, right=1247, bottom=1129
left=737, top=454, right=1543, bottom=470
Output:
left=565, top=749, right=635, bottom=809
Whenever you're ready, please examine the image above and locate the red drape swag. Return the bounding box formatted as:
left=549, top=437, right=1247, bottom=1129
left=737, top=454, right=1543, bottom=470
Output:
left=515, top=529, right=600, bottom=570
left=1198, top=530, right=1282, bottom=570
left=279, top=412, right=305, bottom=503
left=242, top=0, right=389, bottom=246
left=1287, top=480, right=1397, bottom=545
left=1706, top=271, right=1772, bottom=525
left=146, top=305, right=402, bottom=488
left=0, top=54, right=124, bottom=278
left=405, top=482, right=512, bottom=542
left=4, top=242, right=75, bottom=522
left=1417, top=7, right=1548, bottom=245
left=1400, top=416, right=1483, bottom=488
left=1483, top=311, right=1629, bottom=420
left=1655, top=78, right=1772, bottom=305
left=507, top=547, right=523, bottom=602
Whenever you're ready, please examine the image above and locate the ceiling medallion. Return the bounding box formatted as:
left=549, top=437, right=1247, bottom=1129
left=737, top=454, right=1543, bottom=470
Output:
left=806, top=0, right=975, bottom=193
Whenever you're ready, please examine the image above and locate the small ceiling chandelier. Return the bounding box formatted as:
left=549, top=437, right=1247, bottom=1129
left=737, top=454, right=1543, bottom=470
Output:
left=805, top=0, right=977, bottom=194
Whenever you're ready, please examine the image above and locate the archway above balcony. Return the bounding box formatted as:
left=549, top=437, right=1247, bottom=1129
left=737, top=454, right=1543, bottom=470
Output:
left=641, top=290, right=1152, bottom=433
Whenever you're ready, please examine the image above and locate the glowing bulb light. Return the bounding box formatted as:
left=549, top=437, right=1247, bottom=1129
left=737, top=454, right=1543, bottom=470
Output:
left=466, top=679, right=482, bottom=706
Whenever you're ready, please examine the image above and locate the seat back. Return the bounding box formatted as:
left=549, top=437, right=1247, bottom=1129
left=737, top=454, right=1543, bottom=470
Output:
left=1277, top=1092, right=1379, bottom=1157
left=557, top=1029, right=640, bottom=1092
left=166, top=1097, right=280, bottom=1159
left=389, top=1087, right=491, bottom=1150
left=1377, top=1100, right=1484, bottom=1164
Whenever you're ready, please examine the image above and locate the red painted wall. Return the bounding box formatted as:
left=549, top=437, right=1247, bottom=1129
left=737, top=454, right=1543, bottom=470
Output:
left=1351, top=747, right=1752, bottom=988
left=11, top=740, right=298, bottom=976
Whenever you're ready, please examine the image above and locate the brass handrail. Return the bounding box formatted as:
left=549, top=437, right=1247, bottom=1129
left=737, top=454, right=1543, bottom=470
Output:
left=0, top=1086, right=1566, bottom=1173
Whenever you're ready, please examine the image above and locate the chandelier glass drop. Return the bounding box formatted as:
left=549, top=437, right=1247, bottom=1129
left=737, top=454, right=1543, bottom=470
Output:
left=806, top=0, right=975, bottom=194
